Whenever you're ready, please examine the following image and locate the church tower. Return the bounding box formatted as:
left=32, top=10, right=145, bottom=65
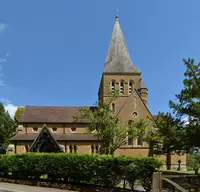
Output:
left=98, top=16, right=150, bottom=122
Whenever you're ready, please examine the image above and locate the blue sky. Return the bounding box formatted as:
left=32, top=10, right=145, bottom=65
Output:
left=1, top=1, right=200, bottom=117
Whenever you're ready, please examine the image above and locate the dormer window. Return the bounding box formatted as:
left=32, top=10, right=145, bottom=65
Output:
left=111, top=80, right=116, bottom=93
left=120, top=80, right=124, bottom=95
left=129, top=80, right=134, bottom=94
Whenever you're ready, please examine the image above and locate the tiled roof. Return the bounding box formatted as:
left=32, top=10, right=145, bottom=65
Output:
left=19, top=106, right=96, bottom=123
left=104, top=17, right=140, bottom=73
left=10, top=133, right=99, bottom=141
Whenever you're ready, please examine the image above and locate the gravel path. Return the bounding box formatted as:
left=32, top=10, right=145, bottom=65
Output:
left=0, top=182, right=74, bottom=192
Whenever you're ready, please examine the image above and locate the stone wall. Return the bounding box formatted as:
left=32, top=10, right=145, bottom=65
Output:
left=163, top=175, right=200, bottom=191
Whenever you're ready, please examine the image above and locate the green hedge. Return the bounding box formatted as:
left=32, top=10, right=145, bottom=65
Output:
left=0, top=153, right=162, bottom=192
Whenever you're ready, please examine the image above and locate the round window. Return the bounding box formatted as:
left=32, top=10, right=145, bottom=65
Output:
left=132, top=112, right=138, bottom=117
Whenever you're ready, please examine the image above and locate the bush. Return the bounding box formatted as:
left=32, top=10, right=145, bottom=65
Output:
left=0, top=153, right=162, bottom=191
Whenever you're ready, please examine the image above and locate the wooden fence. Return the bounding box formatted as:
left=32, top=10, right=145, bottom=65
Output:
left=152, top=172, right=190, bottom=192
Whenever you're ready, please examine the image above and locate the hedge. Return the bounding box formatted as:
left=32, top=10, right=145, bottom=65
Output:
left=0, top=153, right=162, bottom=192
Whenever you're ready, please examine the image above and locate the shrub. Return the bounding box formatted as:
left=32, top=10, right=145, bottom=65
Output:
left=0, top=153, right=162, bottom=191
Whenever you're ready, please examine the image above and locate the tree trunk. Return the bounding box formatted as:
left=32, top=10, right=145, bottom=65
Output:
left=166, top=150, right=171, bottom=170
left=148, top=142, right=154, bottom=157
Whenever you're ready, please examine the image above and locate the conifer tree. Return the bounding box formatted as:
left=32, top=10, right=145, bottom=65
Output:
left=170, top=58, right=200, bottom=150
left=0, top=102, right=15, bottom=152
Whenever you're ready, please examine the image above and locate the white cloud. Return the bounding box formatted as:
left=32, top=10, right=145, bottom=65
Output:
left=4, top=103, right=18, bottom=119
left=0, top=23, right=7, bottom=34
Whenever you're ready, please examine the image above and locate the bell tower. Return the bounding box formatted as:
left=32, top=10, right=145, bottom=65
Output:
left=98, top=16, right=148, bottom=118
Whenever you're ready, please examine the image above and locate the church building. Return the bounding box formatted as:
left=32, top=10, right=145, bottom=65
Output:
left=8, top=16, right=186, bottom=170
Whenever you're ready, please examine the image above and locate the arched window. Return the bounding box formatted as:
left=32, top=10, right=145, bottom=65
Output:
left=120, top=80, right=125, bottom=95
left=111, top=80, right=116, bottom=93
left=69, top=145, right=73, bottom=153
left=95, top=145, right=99, bottom=154
left=129, top=80, right=134, bottom=94
left=91, top=145, right=94, bottom=154
left=111, top=103, right=115, bottom=113
left=74, top=145, right=77, bottom=153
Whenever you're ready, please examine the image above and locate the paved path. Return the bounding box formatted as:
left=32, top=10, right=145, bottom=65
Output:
left=0, top=182, right=73, bottom=192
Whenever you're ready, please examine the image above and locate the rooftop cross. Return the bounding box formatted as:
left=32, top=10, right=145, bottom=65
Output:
left=116, top=8, right=119, bottom=18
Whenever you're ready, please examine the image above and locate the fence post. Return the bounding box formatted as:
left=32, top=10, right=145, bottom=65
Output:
left=158, top=172, right=162, bottom=192
left=152, top=172, right=162, bottom=192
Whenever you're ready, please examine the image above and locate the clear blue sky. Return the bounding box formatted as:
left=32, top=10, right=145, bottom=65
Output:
left=1, top=1, right=200, bottom=117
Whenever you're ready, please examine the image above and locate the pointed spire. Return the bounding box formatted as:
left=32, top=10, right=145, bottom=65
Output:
left=104, top=16, right=140, bottom=73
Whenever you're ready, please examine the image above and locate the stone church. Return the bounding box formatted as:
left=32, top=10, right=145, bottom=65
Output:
left=8, top=16, right=186, bottom=170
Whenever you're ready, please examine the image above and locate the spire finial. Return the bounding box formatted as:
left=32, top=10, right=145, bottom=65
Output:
left=116, top=8, right=119, bottom=19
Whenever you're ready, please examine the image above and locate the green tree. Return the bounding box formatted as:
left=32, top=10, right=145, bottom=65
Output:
left=74, top=92, right=138, bottom=155
left=0, top=102, right=15, bottom=151
left=130, top=118, right=161, bottom=157
left=14, top=107, right=24, bottom=124
left=170, top=58, right=200, bottom=150
left=154, top=113, right=185, bottom=170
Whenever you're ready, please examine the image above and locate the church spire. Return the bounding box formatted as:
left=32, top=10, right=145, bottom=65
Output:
left=104, top=16, right=140, bottom=73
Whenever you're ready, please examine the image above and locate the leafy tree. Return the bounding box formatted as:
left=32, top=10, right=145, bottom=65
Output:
left=14, top=107, right=24, bottom=124
left=0, top=102, right=15, bottom=151
left=130, top=118, right=161, bottom=157
left=186, top=152, right=200, bottom=172
left=132, top=113, right=185, bottom=169
left=74, top=91, right=138, bottom=155
left=154, top=113, right=185, bottom=170
left=170, top=58, right=200, bottom=150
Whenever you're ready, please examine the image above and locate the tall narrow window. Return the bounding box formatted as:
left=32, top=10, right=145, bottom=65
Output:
left=91, top=145, right=95, bottom=154
left=25, top=145, right=29, bottom=152
left=111, top=103, right=115, bottom=113
left=74, top=145, right=77, bottom=153
left=137, top=136, right=143, bottom=146
left=128, top=120, right=134, bottom=145
left=129, top=80, right=134, bottom=94
left=69, top=145, right=73, bottom=153
left=111, top=80, right=116, bottom=93
left=95, top=145, right=99, bottom=154
left=120, top=80, right=124, bottom=95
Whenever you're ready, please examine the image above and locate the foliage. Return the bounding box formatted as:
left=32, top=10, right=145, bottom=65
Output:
left=0, top=102, right=15, bottom=151
left=131, top=113, right=185, bottom=169
left=170, top=58, right=200, bottom=150
left=154, top=113, right=186, bottom=169
left=128, top=118, right=161, bottom=157
left=187, top=153, right=200, bottom=171
left=14, top=107, right=24, bottom=124
left=0, top=153, right=162, bottom=192
left=74, top=90, right=138, bottom=155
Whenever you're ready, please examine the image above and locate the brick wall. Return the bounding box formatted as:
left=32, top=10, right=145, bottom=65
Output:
left=25, top=123, right=87, bottom=134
